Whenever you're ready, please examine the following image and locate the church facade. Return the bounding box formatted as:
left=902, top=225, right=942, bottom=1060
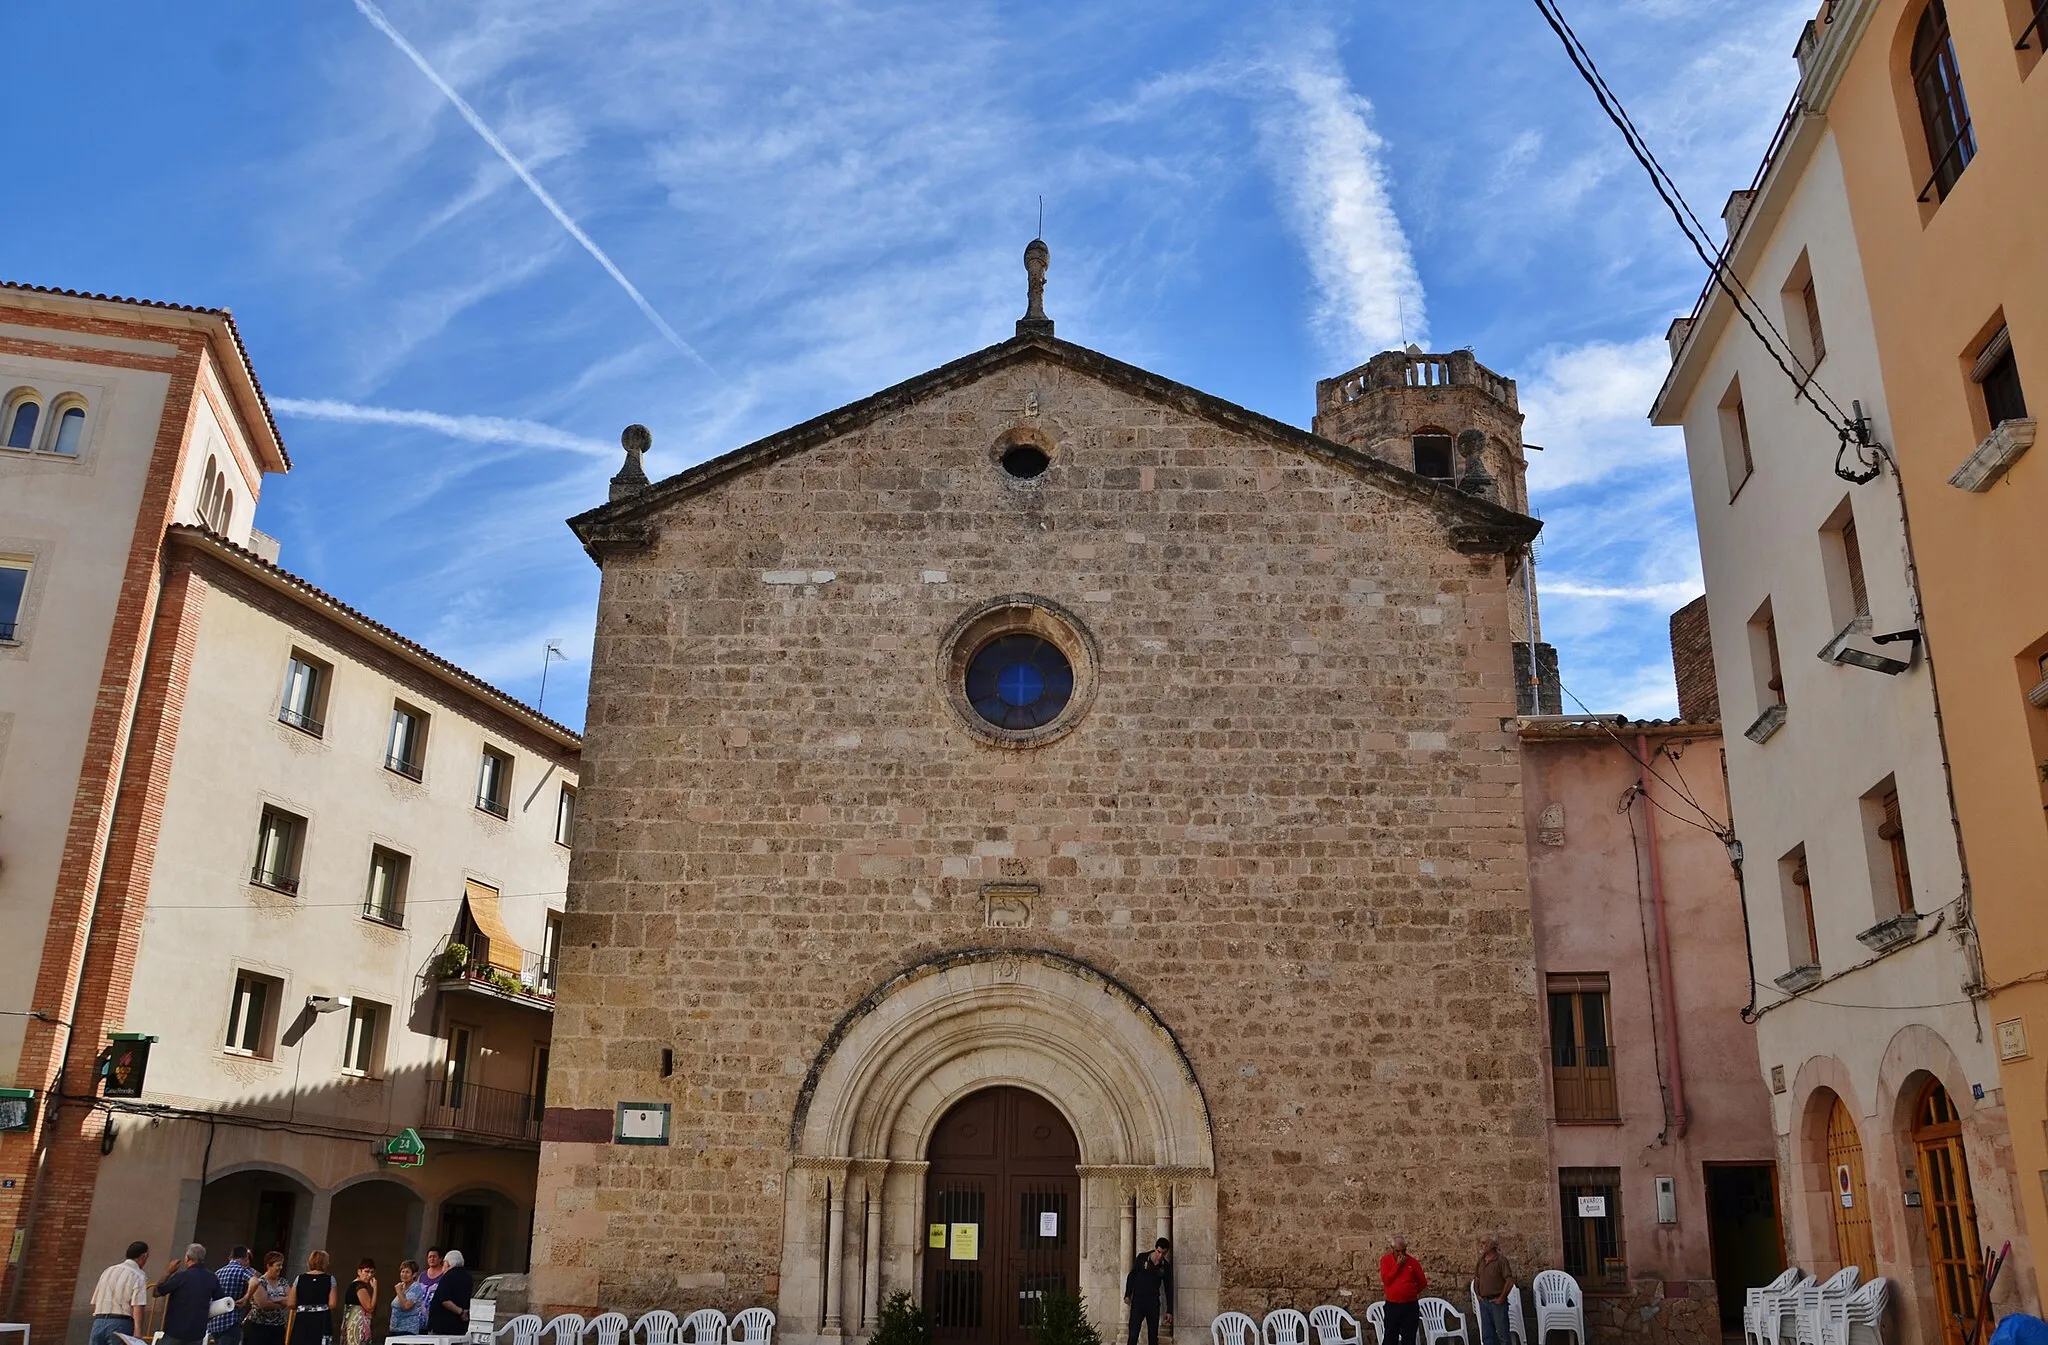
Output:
left=533, top=250, right=1554, bottom=1342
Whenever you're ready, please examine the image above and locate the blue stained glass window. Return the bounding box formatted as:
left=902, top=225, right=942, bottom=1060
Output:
left=966, top=634, right=1073, bottom=731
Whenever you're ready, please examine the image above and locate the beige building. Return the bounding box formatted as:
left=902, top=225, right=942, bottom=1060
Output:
left=1651, top=5, right=2039, bottom=1337
left=0, top=282, right=578, bottom=1342
left=534, top=252, right=1559, bottom=1343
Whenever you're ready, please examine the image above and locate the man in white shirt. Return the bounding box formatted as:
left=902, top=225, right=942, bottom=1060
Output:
left=88, top=1241, right=152, bottom=1345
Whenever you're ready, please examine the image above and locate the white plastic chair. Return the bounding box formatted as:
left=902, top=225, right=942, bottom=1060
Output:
left=1265, top=1310, right=1312, bottom=1345
left=1310, top=1305, right=1364, bottom=1345
left=1531, top=1271, right=1584, bottom=1345
left=680, top=1312, right=726, bottom=1345
left=634, top=1313, right=680, bottom=1345
left=1744, top=1269, right=1804, bottom=1345
left=496, top=1315, right=544, bottom=1345
left=727, top=1309, right=775, bottom=1345
left=587, top=1314, right=631, bottom=1345
left=1418, top=1299, right=1470, bottom=1345
left=1364, top=1304, right=1387, bottom=1345
left=1507, top=1289, right=1526, bottom=1345
left=1213, top=1313, right=1259, bottom=1345
left=1795, top=1268, right=1859, bottom=1345
left=1836, top=1278, right=1889, bottom=1345
left=542, top=1316, right=588, bottom=1345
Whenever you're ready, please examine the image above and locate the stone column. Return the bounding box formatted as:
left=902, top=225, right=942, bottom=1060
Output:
left=861, top=1165, right=885, bottom=1333
left=824, top=1173, right=849, bottom=1337
left=1119, top=1183, right=1136, bottom=1268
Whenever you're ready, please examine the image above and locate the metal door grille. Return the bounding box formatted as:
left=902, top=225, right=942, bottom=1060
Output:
left=930, top=1182, right=988, bottom=1332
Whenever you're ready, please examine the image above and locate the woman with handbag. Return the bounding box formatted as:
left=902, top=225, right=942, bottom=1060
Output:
left=341, top=1261, right=377, bottom=1345
left=285, top=1251, right=338, bottom=1345
left=245, top=1255, right=290, bottom=1345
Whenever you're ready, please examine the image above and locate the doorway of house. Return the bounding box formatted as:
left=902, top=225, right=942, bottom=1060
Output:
left=1825, top=1095, right=1877, bottom=1279
left=438, top=1202, right=494, bottom=1272
left=1912, top=1080, right=1985, bottom=1345
left=1705, top=1164, right=1785, bottom=1333
left=924, top=1087, right=1081, bottom=1345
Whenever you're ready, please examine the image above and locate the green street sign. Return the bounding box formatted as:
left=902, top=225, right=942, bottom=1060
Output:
left=380, top=1127, right=426, bottom=1168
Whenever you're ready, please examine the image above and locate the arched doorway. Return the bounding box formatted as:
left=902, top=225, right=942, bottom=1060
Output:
left=193, top=1168, right=315, bottom=1268
left=327, top=1179, right=425, bottom=1291
left=1911, top=1079, right=1984, bottom=1345
left=437, top=1187, right=528, bottom=1275
left=924, top=1088, right=1080, bottom=1345
left=1824, top=1094, right=1877, bottom=1279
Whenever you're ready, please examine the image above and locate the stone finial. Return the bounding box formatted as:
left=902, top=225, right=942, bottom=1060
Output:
left=1017, top=238, right=1054, bottom=338
left=610, top=423, right=652, bottom=502
left=1456, top=427, right=1498, bottom=504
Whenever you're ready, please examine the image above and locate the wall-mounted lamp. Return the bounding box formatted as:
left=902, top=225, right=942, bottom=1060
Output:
left=1830, top=628, right=1921, bottom=676
left=306, top=995, right=352, bottom=1015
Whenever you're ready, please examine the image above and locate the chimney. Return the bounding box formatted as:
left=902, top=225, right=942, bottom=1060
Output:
left=1669, top=596, right=1720, bottom=722
left=1722, top=190, right=1757, bottom=241
left=1665, top=317, right=1694, bottom=364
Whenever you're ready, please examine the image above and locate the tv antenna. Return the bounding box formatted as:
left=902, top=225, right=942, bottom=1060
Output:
left=537, top=640, right=566, bottom=712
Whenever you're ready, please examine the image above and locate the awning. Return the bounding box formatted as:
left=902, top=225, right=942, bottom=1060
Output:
left=463, top=880, right=525, bottom=974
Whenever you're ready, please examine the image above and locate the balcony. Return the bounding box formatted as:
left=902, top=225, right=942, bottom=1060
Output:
left=433, top=942, right=555, bottom=1010
left=385, top=753, right=424, bottom=782
left=278, top=706, right=324, bottom=738
left=422, top=1081, right=541, bottom=1147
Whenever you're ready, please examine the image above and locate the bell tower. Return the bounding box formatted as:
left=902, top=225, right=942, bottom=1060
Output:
left=1313, top=346, right=1559, bottom=714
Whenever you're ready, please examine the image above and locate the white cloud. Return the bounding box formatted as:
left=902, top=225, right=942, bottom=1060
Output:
left=1256, top=38, right=1427, bottom=360
left=270, top=397, right=614, bottom=456
left=1521, top=334, right=1686, bottom=492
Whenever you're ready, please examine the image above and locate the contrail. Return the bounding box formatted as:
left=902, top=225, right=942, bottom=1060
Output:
left=351, top=0, right=716, bottom=377
left=270, top=396, right=614, bottom=457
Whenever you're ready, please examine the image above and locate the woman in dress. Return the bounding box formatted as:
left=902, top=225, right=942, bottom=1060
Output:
left=342, top=1260, right=377, bottom=1345
left=389, top=1261, right=426, bottom=1338
left=245, top=1253, right=291, bottom=1345
left=286, top=1250, right=338, bottom=1345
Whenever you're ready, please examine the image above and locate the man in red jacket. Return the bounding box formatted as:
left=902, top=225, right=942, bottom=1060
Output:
left=1379, top=1237, right=1427, bottom=1345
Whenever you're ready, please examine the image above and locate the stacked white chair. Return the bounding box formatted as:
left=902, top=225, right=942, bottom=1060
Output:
left=1213, top=1312, right=1259, bottom=1345
left=543, top=1316, right=588, bottom=1345
left=496, top=1315, right=545, bottom=1345
left=1795, top=1268, right=1860, bottom=1345
left=1744, top=1269, right=1804, bottom=1345
left=681, top=1312, right=727, bottom=1345
left=1836, top=1278, right=1890, bottom=1345
left=1531, top=1271, right=1584, bottom=1345
left=727, top=1309, right=776, bottom=1345
left=633, top=1313, right=681, bottom=1345
left=1363, top=1304, right=1387, bottom=1345
left=1265, top=1310, right=1312, bottom=1345
left=1310, top=1305, right=1364, bottom=1345
left=1468, top=1286, right=1524, bottom=1345
left=587, top=1314, right=631, bottom=1345
left=1417, top=1300, right=1470, bottom=1345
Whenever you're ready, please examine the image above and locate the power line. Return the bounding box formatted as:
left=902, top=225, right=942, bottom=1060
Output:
left=1554, top=678, right=1734, bottom=836
left=1528, top=0, right=1884, bottom=482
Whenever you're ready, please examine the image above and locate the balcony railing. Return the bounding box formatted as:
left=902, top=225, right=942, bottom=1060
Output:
left=425, top=1081, right=541, bottom=1143
left=0, top=620, right=17, bottom=642
left=250, top=867, right=300, bottom=895
left=476, top=792, right=509, bottom=818
left=434, top=942, right=556, bottom=1008
left=385, top=753, right=424, bottom=781
left=278, top=706, right=325, bottom=737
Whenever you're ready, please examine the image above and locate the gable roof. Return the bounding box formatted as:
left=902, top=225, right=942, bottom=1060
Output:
left=1, top=279, right=290, bottom=472
left=567, top=331, right=1540, bottom=560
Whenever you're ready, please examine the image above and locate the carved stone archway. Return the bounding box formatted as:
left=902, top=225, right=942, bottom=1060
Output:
left=778, top=949, right=1217, bottom=1345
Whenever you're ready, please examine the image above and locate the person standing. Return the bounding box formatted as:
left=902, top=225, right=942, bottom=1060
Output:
left=1471, top=1238, right=1516, bottom=1345
left=1379, top=1237, right=1427, bottom=1345
left=417, top=1249, right=444, bottom=1314
left=1123, top=1238, right=1174, bottom=1345
left=88, top=1241, right=152, bottom=1345
left=214, top=1247, right=257, bottom=1345
left=425, top=1250, right=473, bottom=1336
left=389, top=1261, right=427, bottom=1337
left=342, top=1261, right=377, bottom=1345
left=154, top=1244, right=217, bottom=1345
left=244, top=1254, right=291, bottom=1345
left=287, top=1250, right=339, bottom=1345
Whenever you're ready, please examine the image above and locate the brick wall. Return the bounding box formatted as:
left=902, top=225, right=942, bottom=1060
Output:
left=536, top=351, right=1555, bottom=1315
left=1669, top=597, right=1719, bottom=723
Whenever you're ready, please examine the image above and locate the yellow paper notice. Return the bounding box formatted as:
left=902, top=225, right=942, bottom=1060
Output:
left=929, top=1223, right=947, bottom=1249
left=949, top=1222, right=979, bottom=1260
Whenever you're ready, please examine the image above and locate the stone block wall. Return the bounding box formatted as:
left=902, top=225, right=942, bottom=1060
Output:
left=536, top=350, right=1555, bottom=1321
left=1668, top=597, right=1719, bottom=723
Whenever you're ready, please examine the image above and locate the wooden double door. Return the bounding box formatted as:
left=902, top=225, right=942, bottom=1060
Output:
left=925, top=1087, right=1082, bottom=1345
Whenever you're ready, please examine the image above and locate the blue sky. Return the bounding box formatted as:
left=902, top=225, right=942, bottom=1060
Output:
left=3, top=1, right=1814, bottom=729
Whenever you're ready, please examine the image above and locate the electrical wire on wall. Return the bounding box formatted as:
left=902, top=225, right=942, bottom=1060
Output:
left=1527, top=0, right=1888, bottom=484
